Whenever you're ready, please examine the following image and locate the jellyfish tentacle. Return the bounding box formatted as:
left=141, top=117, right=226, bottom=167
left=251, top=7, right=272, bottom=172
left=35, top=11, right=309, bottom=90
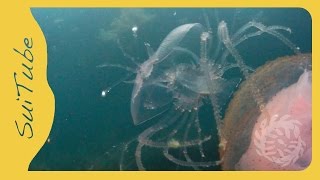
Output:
left=171, top=46, right=200, bottom=64
left=182, top=111, right=201, bottom=170
left=219, top=21, right=300, bottom=65
left=137, top=110, right=181, bottom=145
left=163, top=148, right=220, bottom=167
left=119, top=138, right=137, bottom=170
left=246, top=21, right=300, bottom=54
left=219, top=29, right=265, bottom=65
left=154, top=43, right=200, bottom=65
left=194, top=112, right=206, bottom=158
left=217, top=63, right=254, bottom=77
left=212, top=37, right=222, bottom=62
left=117, top=39, right=141, bottom=66
left=135, top=110, right=182, bottom=170
left=233, top=25, right=291, bottom=47
left=230, top=21, right=291, bottom=44
left=200, top=30, right=225, bottom=136
left=101, top=72, right=135, bottom=96
left=267, top=25, right=292, bottom=32
left=140, top=133, right=212, bottom=148
left=212, top=97, right=224, bottom=136
left=140, top=112, right=187, bottom=148
left=135, top=142, right=145, bottom=170
left=218, top=20, right=298, bottom=116
left=135, top=111, right=207, bottom=170
left=163, top=112, right=195, bottom=170
left=218, top=21, right=251, bottom=78
left=97, top=63, right=137, bottom=73
left=183, top=110, right=215, bottom=170
left=211, top=10, right=222, bottom=61
left=218, top=21, right=267, bottom=113
left=119, top=142, right=129, bottom=170
left=163, top=111, right=212, bottom=169
left=166, top=112, right=189, bottom=140
left=202, top=10, right=216, bottom=62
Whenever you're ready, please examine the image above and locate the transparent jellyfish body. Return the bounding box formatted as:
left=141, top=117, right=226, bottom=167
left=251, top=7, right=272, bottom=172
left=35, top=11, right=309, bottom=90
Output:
left=98, top=18, right=300, bottom=170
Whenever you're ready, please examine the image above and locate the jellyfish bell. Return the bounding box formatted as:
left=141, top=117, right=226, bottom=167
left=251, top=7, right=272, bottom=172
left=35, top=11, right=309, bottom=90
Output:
left=220, top=53, right=311, bottom=170
left=130, top=23, right=205, bottom=125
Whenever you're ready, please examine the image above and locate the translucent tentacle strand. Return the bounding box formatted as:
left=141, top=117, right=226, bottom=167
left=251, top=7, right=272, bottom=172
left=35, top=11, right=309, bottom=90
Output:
left=200, top=31, right=225, bottom=137
left=135, top=110, right=182, bottom=170
left=96, top=63, right=136, bottom=73
left=163, top=148, right=220, bottom=167
left=182, top=111, right=200, bottom=170
left=218, top=21, right=266, bottom=113
left=219, top=21, right=300, bottom=65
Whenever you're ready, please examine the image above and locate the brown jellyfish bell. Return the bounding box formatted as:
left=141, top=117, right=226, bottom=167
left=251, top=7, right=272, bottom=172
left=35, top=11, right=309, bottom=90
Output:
left=220, top=53, right=312, bottom=170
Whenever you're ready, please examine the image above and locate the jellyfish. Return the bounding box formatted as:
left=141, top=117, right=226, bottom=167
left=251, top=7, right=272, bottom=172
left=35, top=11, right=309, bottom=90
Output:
left=127, top=23, right=226, bottom=170
left=221, top=53, right=311, bottom=170
left=217, top=20, right=311, bottom=170
left=98, top=18, right=302, bottom=170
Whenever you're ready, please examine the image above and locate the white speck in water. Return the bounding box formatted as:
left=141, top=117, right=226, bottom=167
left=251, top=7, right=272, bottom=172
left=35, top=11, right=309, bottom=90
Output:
left=101, top=90, right=107, bottom=97
left=173, top=11, right=177, bottom=16
left=132, top=25, right=138, bottom=38
left=132, top=26, right=138, bottom=32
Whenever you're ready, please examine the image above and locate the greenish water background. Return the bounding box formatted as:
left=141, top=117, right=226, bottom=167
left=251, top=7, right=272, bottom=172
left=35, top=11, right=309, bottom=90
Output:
left=29, top=8, right=311, bottom=170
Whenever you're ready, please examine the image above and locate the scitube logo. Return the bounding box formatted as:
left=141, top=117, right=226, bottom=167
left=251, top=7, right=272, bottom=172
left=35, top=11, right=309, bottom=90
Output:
left=13, top=37, right=34, bottom=139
